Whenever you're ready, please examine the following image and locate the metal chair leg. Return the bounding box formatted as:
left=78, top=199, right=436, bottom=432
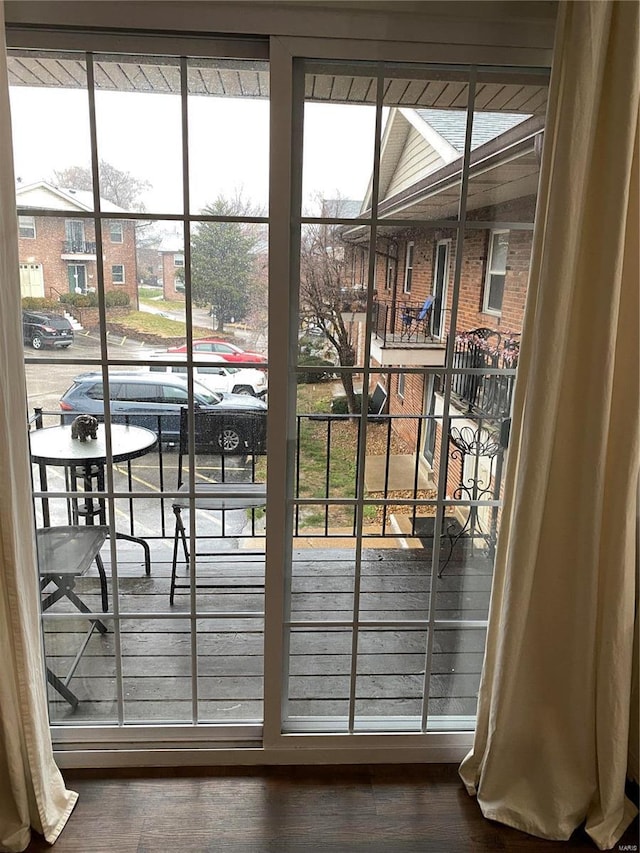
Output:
left=46, top=668, right=79, bottom=710
left=170, top=508, right=187, bottom=605
left=95, top=553, right=108, bottom=611
left=114, top=532, right=152, bottom=576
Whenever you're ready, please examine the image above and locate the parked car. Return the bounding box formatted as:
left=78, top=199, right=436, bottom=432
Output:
left=59, top=371, right=267, bottom=453
left=22, top=310, right=74, bottom=350
left=167, top=338, right=266, bottom=363
left=146, top=352, right=267, bottom=397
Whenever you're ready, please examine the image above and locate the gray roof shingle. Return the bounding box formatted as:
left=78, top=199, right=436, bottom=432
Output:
left=415, top=109, right=530, bottom=154
left=321, top=199, right=363, bottom=218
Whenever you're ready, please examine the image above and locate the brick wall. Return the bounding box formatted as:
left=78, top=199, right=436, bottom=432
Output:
left=372, top=195, right=535, bottom=338
left=106, top=220, right=138, bottom=309
left=71, top=306, right=132, bottom=330
left=162, top=252, right=185, bottom=302
left=389, top=370, right=425, bottom=449
left=18, top=216, right=138, bottom=307
left=367, top=198, right=534, bottom=487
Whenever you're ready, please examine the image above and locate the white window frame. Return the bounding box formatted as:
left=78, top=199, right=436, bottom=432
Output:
left=483, top=229, right=508, bottom=315
left=174, top=253, right=185, bottom=267
left=397, top=372, right=406, bottom=399
left=403, top=241, right=414, bottom=294
left=112, top=263, right=125, bottom=284
left=5, top=26, right=549, bottom=766
left=432, top=239, right=451, bottom=339
left=18, top=214, right=36, bottom=238
left=109, top=220, right=124, bottom=243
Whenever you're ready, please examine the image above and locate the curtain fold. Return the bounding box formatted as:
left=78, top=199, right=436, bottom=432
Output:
left=0, top=5, right=78, bottom=851
left=459, top=2, right=639, bottom=850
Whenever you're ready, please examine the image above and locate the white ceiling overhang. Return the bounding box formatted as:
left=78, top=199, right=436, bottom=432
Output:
left=7, top=51, right=548, bottom=115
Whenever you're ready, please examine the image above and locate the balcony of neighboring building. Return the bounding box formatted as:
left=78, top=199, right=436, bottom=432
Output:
left=371, top=296, right=447, bottom=366
left=61, top=239, right=97, bottom=259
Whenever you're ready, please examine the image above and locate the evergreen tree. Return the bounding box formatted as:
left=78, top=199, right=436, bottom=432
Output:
left=190, top=197, right=259, bottom=331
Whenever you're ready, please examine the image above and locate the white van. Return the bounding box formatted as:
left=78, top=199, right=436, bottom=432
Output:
left=146, top=352, right=267, bottom=397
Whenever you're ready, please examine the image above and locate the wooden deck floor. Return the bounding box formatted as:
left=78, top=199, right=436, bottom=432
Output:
left=42, top=540, right=492, bottom=727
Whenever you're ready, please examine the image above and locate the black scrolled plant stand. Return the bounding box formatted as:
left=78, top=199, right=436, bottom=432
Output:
left=438, top=424, right=504, bottom=577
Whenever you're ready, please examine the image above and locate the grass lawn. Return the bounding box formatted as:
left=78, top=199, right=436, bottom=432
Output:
left=112, top=311, right=211, bottom=339
left=138, top=291, right=190, bottom=313
left=294, top=382, right=379, bottom=528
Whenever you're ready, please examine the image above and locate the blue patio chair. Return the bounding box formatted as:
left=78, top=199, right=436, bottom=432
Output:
left=401, top=295, right=434, bottom=340
left=417, top=294, right=434, bottom=321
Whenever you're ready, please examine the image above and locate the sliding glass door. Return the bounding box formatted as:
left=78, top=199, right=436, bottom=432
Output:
left=9, top=27, right=548, bottom=755
left=281, top=58, right=546, bottom=735
left=11, top=43, right=270, bottom=736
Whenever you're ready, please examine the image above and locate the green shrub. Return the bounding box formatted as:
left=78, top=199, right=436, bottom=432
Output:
left=58, top=291, right=130, bottom=309
left=297, top=356, right=336, bottom=384
left=330, top=393, right=380, bottom=415
left=21, top=297, right=61, bottom=312
left=105, top=290, right=130, bottom=307
left=60, top=292, right=97, bottom=307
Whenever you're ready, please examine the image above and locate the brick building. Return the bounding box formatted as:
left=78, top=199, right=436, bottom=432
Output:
left=342, top=108, right=542, bottom=511
left=16, top=181, right=138, bottom=307
left=158, top=231, right=185, bottom=302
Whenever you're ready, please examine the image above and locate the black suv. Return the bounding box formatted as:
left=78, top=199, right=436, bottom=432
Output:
left=59, top=371, right=267, bottom=453
left=22, top=310, right=74, bottom=350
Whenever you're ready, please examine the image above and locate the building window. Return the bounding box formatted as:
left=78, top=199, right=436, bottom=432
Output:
left=174, top=254, right=185, bottom=267
left=109, top=221, right=124, bottom=243
left=359, top=248, right=367, bottom=286
left=397, top=373, right=406, bottom=399
left=403, top=242, right=414, bottom=293
left=484, top=230, right=509, bottom=314
left=386, top=254, right=396, bottom=290
left=18, top=215, right=36, bottom=238
left=112, top=264, right=125, bottom=284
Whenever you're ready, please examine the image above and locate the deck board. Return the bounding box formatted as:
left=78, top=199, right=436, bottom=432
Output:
left=42, top=545, right=491, bottom=725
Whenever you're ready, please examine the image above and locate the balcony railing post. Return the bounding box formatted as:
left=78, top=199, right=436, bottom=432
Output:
left=62, top=240, right=97, bottom=254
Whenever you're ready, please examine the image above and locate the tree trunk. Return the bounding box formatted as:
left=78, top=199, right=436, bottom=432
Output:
left=341, top=370, right=359, bottom=416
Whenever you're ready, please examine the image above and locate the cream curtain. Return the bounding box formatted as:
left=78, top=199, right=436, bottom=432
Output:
left=0, top=5, right=78, bottom=851
left=460, top=1, right=639, bottom=850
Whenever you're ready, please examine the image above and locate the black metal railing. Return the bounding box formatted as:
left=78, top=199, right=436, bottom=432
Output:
left=372, top=297, right=448, bottom=345
left=29, top=407, right=509, bottom=545
left=451, top=330, right=519, bottom=418
left=62, top=240, right=97, bottom=254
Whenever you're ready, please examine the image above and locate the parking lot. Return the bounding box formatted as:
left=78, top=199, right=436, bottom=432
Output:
left=24, top=332, right=164, bottom=422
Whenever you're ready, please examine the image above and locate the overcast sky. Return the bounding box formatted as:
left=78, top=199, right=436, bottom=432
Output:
left=10, top=86, right=378, bottom=217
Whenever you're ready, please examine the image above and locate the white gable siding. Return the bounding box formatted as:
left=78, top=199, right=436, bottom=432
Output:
left=16, top=185, right=83, bottom=212
left=384, top=126, right=444, bottom=200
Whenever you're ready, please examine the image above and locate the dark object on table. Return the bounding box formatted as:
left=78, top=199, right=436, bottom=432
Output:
left=71, top=414, right=98, bottom=442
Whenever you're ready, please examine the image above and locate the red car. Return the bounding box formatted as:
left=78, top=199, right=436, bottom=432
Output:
left=167, top=339, right=266, bottom=363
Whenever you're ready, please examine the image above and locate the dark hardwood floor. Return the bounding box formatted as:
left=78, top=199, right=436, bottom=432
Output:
left=23, top=765, right=639, bottom=852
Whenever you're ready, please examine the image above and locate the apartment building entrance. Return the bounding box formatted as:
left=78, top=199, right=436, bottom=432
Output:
left=67, top=263, right=86, bottom=294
